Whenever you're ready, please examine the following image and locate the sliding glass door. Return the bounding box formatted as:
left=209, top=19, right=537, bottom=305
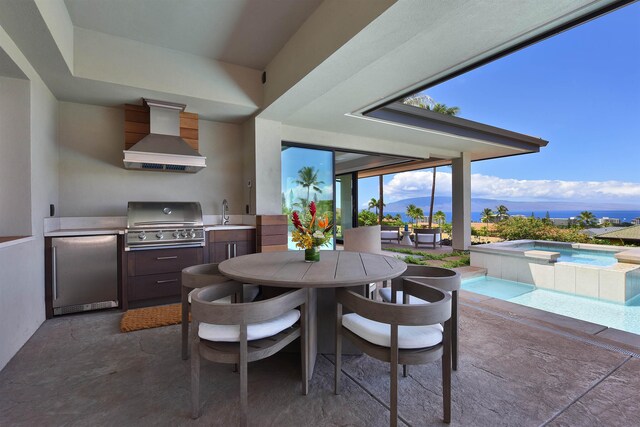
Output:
left=281, top=145, right=334, bottom=249
left=336, top=173, right=357, bottom=241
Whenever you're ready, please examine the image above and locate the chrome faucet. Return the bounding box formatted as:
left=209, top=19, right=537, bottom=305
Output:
left=222, top=199, right=230, bottom=225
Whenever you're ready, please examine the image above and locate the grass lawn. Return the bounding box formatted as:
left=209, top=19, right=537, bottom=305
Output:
left=384, top=247, right=470, bottom=268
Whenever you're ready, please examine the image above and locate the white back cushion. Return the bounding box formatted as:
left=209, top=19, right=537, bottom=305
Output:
left=379, top=288, right=451, bottom=304
left=381, top=231, right=399, bottom=239
left=379, top=288, right=428, bottom=305
left=342, top=313, right=443, bottom=349
left=199, top=309, right=300, bottom=342
left=416, top=233, right=441, bottom=243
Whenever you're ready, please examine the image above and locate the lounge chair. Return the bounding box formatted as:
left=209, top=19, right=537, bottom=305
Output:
left=380, top=225, right=401, bottom=244
left=414, top=227, right=442, bottom=249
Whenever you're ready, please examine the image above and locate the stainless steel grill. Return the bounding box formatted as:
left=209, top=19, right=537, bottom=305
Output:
left=125, top=201, right=205, bottom=251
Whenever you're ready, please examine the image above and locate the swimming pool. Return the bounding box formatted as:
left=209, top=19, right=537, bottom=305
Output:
left=510, top=242, right=617, bottom=267
left=463, top=276, right=640, bottom=335
left=469, top=240, right=640, bottom=303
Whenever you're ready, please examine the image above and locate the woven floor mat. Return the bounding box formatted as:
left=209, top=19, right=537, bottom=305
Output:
left=120, top=303, right=186, bottom=332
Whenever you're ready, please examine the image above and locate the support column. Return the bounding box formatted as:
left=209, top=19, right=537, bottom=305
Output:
left=244, top=117, right=282, bottom=215
left=451, top=153, right=471, bottom=250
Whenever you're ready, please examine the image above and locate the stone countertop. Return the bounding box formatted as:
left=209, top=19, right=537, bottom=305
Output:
left=204, top=224, right=255, bottom=231
left=44, top=225, right=257, bottom=237
left=44, top=228, right=126, bottom=237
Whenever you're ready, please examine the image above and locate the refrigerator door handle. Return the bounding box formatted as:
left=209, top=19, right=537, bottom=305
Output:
left=52, top=246, right=58, bottom=301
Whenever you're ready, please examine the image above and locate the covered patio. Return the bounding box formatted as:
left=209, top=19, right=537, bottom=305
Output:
left=1, top=285, right=638, bottom=426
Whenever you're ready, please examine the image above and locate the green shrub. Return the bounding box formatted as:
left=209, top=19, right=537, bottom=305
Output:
left=357, top=210, right=379, bottom=226
left=496, top=217, right=591, bottom=243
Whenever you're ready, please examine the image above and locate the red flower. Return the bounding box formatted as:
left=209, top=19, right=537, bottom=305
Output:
left=309, top=201, right=316, bottom=216
left=292, top=211, right=302, bottom=230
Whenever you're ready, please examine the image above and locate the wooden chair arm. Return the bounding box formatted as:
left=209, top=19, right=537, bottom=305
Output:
left=336, top=285, right=450, bottom=326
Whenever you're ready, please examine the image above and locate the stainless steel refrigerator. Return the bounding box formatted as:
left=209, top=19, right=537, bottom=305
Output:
left=51, top=235, right=118, bottom=315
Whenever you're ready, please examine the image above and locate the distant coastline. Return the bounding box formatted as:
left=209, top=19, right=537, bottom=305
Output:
left=380, top=210, right=640, bottom=224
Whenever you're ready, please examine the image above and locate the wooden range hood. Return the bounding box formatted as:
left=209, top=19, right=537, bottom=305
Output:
left=123, top=99, right=205, bottom=173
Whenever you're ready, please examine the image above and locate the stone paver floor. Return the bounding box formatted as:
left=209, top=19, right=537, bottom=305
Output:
left=1, top=297, right=638, bottom=426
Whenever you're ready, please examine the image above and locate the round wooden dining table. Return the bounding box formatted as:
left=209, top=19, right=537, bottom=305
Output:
left=219, top=249, right=406, bottom=288
left=219, top=250, right=407, bottom=377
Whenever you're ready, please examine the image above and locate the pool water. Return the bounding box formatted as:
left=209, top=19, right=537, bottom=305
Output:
left=463, top=276, right=640, bottom=335
left=519, top=245, right=618, bottom=267
left=545, top=248, right=616, bottom=266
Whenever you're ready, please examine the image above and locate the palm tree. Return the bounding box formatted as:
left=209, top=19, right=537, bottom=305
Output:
left=367, top=198, right=385, bottom=216
left=295, top=166, right=324, bottom=207
left=481, top=208, right=495, bottom=231
left=406, top=101, right=460, bottom=230
left=402, top=94, right=435, bottom=109
left=406, top=204, right=424, bottom=226
left=577, top=211, right=597, bottom=228
left=432, top=103, right=460, bottom=116
left=433, top=211, right=446, bottom=226
left=495, top=205, right=509, bottom=221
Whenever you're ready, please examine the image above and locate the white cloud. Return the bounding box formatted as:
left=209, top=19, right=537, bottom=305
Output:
left=384, top=170, right=640, bottom=203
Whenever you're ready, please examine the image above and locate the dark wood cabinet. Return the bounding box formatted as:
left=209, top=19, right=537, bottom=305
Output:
left=125, top=246, right=203, bottom=307
left=209, top=229, right=256, bottom=263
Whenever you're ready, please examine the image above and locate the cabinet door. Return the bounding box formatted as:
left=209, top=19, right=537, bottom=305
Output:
left=132, top=247, right=199, bottom=276
left=234, top=240, right=251, bottom=257
left=128, top=272, right=181, bottom=301
left=211, top=242, right=231, bottom=263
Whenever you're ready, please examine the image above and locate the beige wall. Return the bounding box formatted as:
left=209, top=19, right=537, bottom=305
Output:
left=0, top=22, right=59, bottom=369
left=58, top=102, right=246, bottom=216
left=0, top=76, right=31, bottom=236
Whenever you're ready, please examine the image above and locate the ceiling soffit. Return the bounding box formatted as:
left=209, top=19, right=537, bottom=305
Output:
left=262, top=0, right=618, bottom=159
left=0, top=47, right=27, bottom=80
left=64, top=0, right=323, bottom=70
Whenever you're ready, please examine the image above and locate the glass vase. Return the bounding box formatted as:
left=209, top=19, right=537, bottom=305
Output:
left=304, top=247, right=320, bottom=262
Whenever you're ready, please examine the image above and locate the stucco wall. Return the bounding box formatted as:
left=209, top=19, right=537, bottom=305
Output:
left=0, top=76, right=31, bottom=236
left=57, top=102, right=246, bottom=216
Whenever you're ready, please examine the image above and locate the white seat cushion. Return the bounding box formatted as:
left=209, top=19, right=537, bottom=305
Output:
left=380, top=231, right=399, bottom=239
left=342, top=313, right=443, bottom=349
left=199, top=309, right=300, bottom=342
left=416, top=233, right=441, bottom=243
left=379, top=288, right=428, bottom=305
left=188, top=284, right=260, bottom=304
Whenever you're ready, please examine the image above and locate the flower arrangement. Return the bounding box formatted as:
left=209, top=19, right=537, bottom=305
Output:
left=291, top=201, right=333, bottom=261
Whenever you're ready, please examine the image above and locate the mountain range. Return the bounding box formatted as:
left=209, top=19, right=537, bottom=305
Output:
left=383, top=196, right=640, bottom=213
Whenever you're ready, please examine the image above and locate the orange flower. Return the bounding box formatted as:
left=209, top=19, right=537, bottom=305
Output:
left=318, top=215, right=329, bottom=229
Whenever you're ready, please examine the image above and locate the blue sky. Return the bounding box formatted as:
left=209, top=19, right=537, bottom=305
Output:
left=284, top=4, right=640, bottom=212
left=429, top=2, right=639, bottom=183
left=360, top=3, right=640, bottom=208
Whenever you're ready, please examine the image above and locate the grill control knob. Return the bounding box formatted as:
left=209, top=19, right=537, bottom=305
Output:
left=156, top=232, right=164, bottom=239
left=188, top=230, right=196, bottom=238
left=173, top=231, right=180, bottom=238
left=138, top=231, right=146, bottom=240
left=179, top=230, right=187, bottom=238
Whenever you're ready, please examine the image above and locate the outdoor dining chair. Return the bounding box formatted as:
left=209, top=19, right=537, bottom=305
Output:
left=190, top=283, right=308, bottom=425
left=335, top=279, right=452, bottom=425
left=379, top=265, right=461, bottom=370
left=181, top=263, right=259, bottom=360
left=343, top=225, right=383, bottom=299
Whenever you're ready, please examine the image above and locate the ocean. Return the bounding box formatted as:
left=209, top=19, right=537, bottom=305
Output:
left=381, top=210, right=640, bottom=224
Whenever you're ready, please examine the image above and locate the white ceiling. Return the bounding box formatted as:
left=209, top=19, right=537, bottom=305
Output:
left=64, top=0, right=322, bottom=70
left=0, top=0, right=622, bottom=160
left=0, top=47, right=26, bottom=80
